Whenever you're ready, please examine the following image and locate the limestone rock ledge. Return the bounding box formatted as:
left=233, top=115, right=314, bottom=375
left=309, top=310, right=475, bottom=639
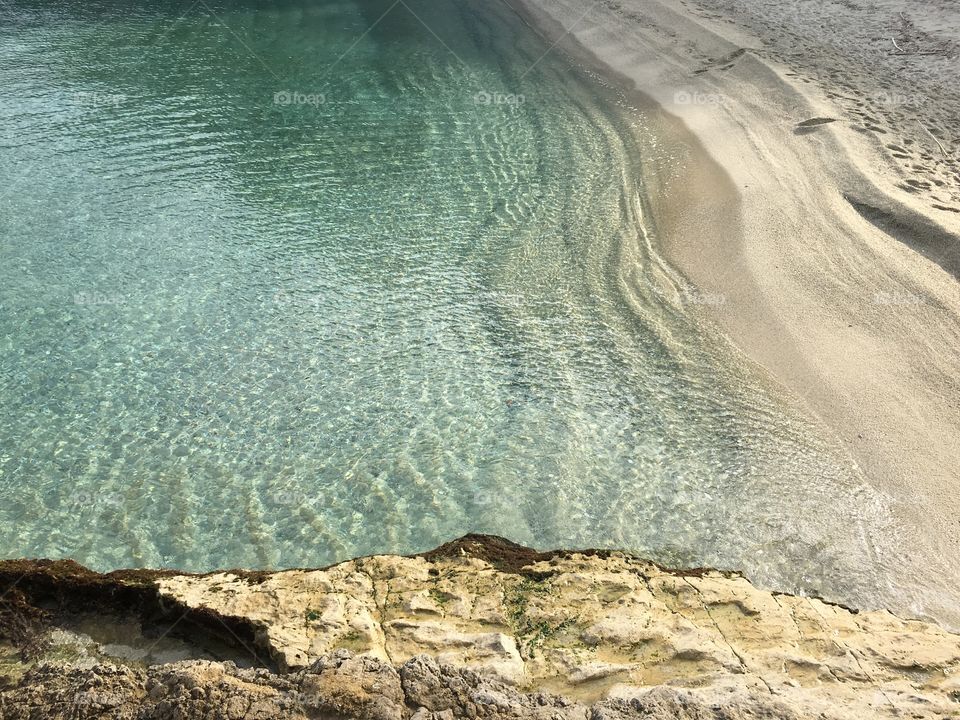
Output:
left=2, top=535, right=959, bottom=719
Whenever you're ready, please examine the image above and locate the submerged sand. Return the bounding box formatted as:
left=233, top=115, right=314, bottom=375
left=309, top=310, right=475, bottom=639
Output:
left=515, top=0, right=960, bottom=624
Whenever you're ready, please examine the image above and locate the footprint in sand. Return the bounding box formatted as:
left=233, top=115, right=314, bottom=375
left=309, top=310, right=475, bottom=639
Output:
left=695, top=48, right=747, bottom=74
left=794, top=117, right=839, bottom=134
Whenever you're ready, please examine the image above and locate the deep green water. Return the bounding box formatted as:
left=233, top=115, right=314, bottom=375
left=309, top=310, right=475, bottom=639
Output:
left=0, top=0, right=922, bottom=612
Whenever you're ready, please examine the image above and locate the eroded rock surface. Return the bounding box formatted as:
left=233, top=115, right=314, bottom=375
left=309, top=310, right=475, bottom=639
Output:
left=3, top=651, right=806, bottom=720
left=2, top=536, right=959, bottom=718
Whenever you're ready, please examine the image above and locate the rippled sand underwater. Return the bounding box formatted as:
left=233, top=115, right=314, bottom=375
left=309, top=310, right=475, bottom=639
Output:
left=0, top=0, right=922, bottom=613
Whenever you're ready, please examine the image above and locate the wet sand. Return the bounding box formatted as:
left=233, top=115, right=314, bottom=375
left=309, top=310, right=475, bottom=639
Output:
left=516, top=0, right=960, bottom=624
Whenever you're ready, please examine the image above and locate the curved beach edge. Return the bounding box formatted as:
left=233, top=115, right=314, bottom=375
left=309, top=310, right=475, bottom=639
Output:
left=3, top=534, right=960, bottom=719
left=509, top=0, right=960, bottom=625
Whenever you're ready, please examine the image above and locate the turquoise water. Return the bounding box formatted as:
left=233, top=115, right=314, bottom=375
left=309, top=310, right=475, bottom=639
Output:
left=0, top=0, right=918, bottom=610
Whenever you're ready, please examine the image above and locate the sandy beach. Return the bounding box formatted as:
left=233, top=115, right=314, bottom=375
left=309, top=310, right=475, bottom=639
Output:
left=516, top=0, right=960, bottom=623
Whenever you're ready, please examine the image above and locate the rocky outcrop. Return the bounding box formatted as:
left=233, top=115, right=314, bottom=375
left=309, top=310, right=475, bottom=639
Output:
left=4, top=651, right=804, bottom=720
left=2, top=535, right=960, bottom=719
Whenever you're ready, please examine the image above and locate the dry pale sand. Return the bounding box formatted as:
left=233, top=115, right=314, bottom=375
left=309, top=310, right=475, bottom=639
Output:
left=515, top=0, right=960, bottom=624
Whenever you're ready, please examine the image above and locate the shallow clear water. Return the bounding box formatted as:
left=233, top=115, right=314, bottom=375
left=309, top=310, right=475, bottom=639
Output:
left=0, top=0, right=926, bottom=612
